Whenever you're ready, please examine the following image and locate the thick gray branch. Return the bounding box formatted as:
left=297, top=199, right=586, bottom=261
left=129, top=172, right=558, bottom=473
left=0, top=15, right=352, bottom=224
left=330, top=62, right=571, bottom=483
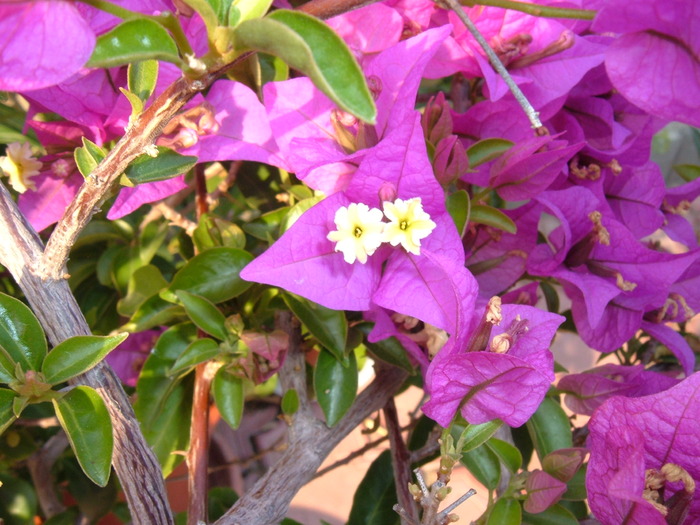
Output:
left=215, top=363, right=408, bottom=525
left=0, top=183, right=173, bottom=525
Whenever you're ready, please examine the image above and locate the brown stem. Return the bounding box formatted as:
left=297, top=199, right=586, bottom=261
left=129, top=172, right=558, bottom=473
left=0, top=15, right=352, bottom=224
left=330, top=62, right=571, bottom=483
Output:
left=187, top=361, right=219, bottom=525
left=385, top=398, right=420, bottom=525
left=27, top=432, right=69, bottom=518
left=0, top=183, right=173, bottom=524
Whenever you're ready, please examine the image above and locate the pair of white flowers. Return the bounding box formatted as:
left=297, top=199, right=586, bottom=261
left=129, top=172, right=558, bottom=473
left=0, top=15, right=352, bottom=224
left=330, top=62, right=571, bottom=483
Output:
left=327, top=197, right=437, bottom=264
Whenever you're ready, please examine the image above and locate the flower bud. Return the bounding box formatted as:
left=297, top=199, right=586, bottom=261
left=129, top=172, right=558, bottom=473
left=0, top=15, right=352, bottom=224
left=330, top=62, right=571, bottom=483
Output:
left=422, top=91, right=453, bottom=145
left=433, top=135, right=469, bottom=187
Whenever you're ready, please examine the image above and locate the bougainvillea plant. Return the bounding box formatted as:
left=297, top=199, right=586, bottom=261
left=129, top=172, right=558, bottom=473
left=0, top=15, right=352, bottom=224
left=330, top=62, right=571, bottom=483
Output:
left=0, top=0, right=698, bottom=523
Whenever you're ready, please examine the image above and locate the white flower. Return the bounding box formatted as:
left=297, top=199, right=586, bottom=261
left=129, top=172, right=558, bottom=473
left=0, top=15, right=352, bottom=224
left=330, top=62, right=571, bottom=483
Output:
left=327, top=203, right=385, bottom=264
left=382, top=197, right=436, bottom=255
left=0, top=142, right=42, bottom=193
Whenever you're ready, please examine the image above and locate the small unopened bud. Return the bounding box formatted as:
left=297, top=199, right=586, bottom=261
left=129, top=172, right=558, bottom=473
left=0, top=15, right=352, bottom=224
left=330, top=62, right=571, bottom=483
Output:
left=433, top=135, right=469, bottom=187
left=422, top=91, right=454, bottom=145
left=447, top=514, right=460, bottom=523
left=436, top=486, right=452, bottom=501
left=378, top=182, right=398, bottom=203
left=367, top=75, right=382, bottom=100
left=409, top=483, right=423, bottom=501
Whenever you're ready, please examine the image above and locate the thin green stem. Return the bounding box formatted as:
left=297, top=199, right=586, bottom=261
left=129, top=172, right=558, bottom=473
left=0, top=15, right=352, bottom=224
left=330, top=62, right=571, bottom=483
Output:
left=77, top=0, right=137, bottom=19
left=462, top=0, right=596, bottom=20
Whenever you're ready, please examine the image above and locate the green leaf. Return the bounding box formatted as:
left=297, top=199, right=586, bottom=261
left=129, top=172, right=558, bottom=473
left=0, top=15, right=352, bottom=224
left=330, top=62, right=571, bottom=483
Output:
left=176, top=291, right=228, bottom=340
left=526, top=397, right=573, bottom=460
left=229, top=0, right=273, bottom=26
left=88, top=19, right=182, bottom=68
left=0, top=473, right=38, bottom=525
left=117, top=264, right=169, bottom=317
left=487, top=498, right=522, bottom=525
left=281, top=388, right=299, bottom=415
left=0, top=293, right=47, bottom=380
left=356, top=323, right=414, bottom=373
left=124, top=146, right=197, bottom=185
left=279, top=195, right=324, bottom=234
left=53, top=386, right=113, bottom=487
left=461, top=443, right=501, bottom=491
left=674, top=164, right=700, bottom=182
left=470, top=204, right=517, bottom=234
left=467, top=138, right=513, bottom=168
left=135, top=324, right=195, bottom=477
left=562, top=466, right=587, bottom=501
left=314, top=348, right=357, bottom=427
left=234, top=10, right=376, bottom=123
left=539, top=281, right=560, bottom=314
left=283, top=293, right=347, bottom=361
left=119, top=87, right=144, bottom=117
left=163, top=247, right=254, bottom=304
left=128, top=60, right=159, bottom=101
left=74, top=137, right=107, bottom=178
left=452, top=419, right=503, bottom=453
left=193, top=214, right=247, bottom=251
left=347, top=450, right=400, bottom=525
left=446, top=189, right=470, bottom=238
left=212, top=368, right=245, bottom=429
left=169, top=338, right=221, bottom=376
left=181, top=0, right=219, bottom=36
left=122, top=293, right=185, bottom=333
left=42, top=333, right=128, bottom=385
left=522, top=504, right=579, bottom=525
left=487, top=437, right=523, bottom=473
left=0, top=388, right=17, bottom=436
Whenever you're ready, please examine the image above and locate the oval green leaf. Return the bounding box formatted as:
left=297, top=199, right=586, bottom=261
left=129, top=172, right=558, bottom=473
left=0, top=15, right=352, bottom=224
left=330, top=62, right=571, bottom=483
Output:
left=522, top=503, right=579, bottom=525
left=169, top=337, right=221, bottom=377
left=488, top=498, right=522, bottom=525
left=163, top=247, right=254, bottom=304
left=42, top=333, right=128, bottom=385
left=314, top=348, right=357, bottom=427
left=0, top=293, right=47, bottom=380
left=347, top=450, right=400, bottom=525
left=87, top=19, right=182, bottom=68
left=283, top=293, right=347, bottom=361
left=446, top=189, right=470, bottom=238
left=128, top=60, right=159, bottom=102
left=487, top=437, right=523, bottom=473
left=135, top=324, right=195, bottom=477
left=122, top=293, right=185, bottom=333
left=234, top=11, right=376, bottom=123
left=452, top=419, right=503, bottom=453
left=470, top=204, right=517, bottom=234
left=467, top=138, right=513, bottom=168
left=461, top=443, right=501, bottom=491
left=281, top=388, right=299, bottom=415
left=212, top=368, right=245, bottom=430
left=124, top=147, right=198, bottom=185
left=53, top=386, right=113, bottom=487
left=176, top=291, right=228, bottom=341
left=526, top=397, right=573, bottom=460
left=0, top=388, right=17, bottom=436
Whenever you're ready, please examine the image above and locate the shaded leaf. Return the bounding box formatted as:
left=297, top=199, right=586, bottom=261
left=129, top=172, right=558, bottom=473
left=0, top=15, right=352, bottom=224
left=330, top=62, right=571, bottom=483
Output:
left=53, top=386, right=113, bottom=487
left=0, top=388, right=17, bottom=436
left=314, top=348, right=357, bottom=427
left=487, top=437, right=523, bottom=473
left=212, top=368, right=245, bottom=429
left=487, top=498, right=522, bottom=525
left=135, top=324, right=195, bottom=477
left=526, top=397, right=572, bottom=460
left=169, top=338, right=221, bottom=376
left=461, top=443, right=501, bottom=490
left=0, top=293, right=47, bottom=381
left=283, top=293, right=347, bottom=361
left=522, top=503, right=579, bottom=525
left=176, top=290, right=228, bottom=340
left=446, top=189, right=470, bottom=238
left=347, top=450, right=399, bottom=525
